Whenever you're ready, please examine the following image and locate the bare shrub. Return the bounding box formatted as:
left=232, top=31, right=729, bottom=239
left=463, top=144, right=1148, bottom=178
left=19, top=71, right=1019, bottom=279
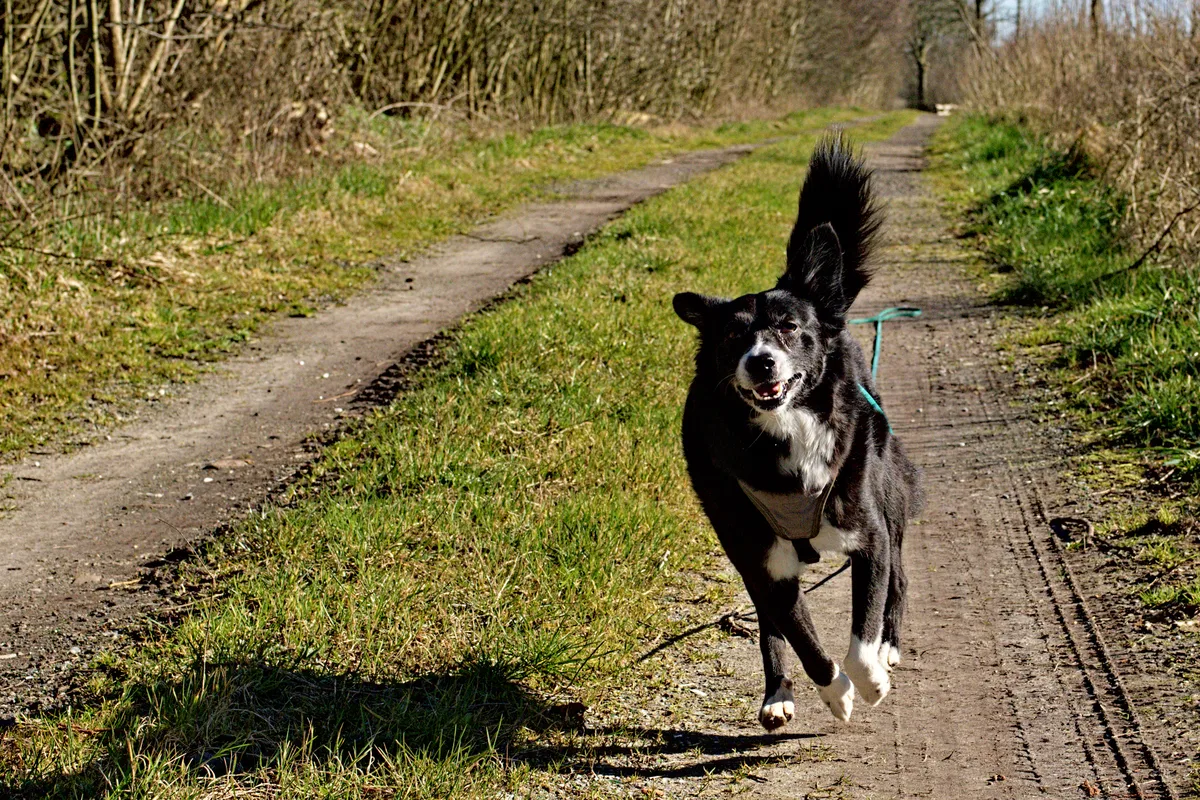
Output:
left=0, top=0, right=903, bottom=230
left=962, top=1, right=1200, bottom=264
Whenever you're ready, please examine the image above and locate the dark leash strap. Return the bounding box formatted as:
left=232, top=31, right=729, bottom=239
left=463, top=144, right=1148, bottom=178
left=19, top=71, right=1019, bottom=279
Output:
left=804, top=557, right=852, bottom=594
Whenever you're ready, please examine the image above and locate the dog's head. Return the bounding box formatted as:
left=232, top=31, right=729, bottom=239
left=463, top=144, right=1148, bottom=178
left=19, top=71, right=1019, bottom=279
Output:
left=674, top=134, right=879, bottom=414
left=674, top=224, right=857, bottom=412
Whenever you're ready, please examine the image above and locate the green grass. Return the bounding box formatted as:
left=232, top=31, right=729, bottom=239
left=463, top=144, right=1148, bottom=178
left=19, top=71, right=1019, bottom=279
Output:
left=1139, top=578, right=1200, bottom=612
left=0, top=112, right=917, bottom=798
left=0, top=107, right=873, bottom=464
left=930, top=114, right=1200, bottom=619
left=929, top=114, right=1200, bottom=477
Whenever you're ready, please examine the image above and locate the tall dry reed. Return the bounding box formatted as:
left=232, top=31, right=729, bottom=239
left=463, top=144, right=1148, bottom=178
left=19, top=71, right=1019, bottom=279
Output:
left=963, top=1, right=1200, bottom=264
left=0, top=0, right=902, bottom=241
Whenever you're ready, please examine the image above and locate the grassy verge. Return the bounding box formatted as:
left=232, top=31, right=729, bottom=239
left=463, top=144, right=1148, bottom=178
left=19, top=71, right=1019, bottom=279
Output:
left=0, top=107, right=872, bottom=464
left=0, top=112, right=916, bottom=797
left=928, top=115, right=1200, bottom=621
left=929, top=115, right=1200, bottom=475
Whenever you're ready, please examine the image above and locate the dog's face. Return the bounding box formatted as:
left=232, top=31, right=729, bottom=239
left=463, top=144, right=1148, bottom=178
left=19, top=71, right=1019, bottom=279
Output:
left=675, top=223, right=850, bottom=412
left=675, top=290, right=829, bottom=412
left=729, top=291, right=828, bottom=411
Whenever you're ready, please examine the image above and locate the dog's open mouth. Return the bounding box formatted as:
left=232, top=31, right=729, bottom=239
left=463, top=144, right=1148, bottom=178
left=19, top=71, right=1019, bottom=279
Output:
left=739, top=374, right=801, bottom=409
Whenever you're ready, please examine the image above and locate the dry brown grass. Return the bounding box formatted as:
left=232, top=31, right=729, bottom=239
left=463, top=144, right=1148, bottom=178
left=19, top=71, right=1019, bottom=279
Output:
left=0, top=2, right=908, bottom=340
left=963, top=1, right=1200, bottom=264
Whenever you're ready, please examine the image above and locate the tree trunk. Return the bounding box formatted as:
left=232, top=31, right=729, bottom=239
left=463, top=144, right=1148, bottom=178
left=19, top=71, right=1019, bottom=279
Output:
left=1091, top=0, right=1102, bottom=38
left=3, top=0, right=13, bottom=127
left=915, top=57, right=926, bottom=110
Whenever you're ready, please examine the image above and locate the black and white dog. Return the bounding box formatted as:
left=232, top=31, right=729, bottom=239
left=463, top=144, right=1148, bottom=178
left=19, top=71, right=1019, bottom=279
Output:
left=672, top=134, right=922, bottom=729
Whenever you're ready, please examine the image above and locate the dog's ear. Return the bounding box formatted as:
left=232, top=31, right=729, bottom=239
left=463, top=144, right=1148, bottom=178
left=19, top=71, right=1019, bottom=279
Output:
left=673, top=292, right=723, bottom=329
left=779, top=223, right=849, bottom=320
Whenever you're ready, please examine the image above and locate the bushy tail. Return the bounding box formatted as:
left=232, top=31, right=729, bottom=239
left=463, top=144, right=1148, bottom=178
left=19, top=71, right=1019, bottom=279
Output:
left=782, top=132, right=883, bottom=304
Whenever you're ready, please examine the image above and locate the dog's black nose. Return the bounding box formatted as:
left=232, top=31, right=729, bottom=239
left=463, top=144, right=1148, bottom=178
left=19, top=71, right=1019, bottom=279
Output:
left=745, top=353, right=776, bottom=378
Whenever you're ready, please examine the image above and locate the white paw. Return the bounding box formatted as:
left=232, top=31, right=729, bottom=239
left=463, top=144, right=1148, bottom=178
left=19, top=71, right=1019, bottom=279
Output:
left=817, top=667, right=854, bottom=722
left=846, top=638, right=891, bottom=706
left=759, top=678, right=795, bottom=731
left=878, top=641, right=901, bottom=671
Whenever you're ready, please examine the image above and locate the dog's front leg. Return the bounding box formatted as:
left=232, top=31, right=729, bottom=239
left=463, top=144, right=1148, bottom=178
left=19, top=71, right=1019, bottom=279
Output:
left=844, top=537, right=893, bottom=706
left=744, top=564, right=855, bottom=724
left=754, top=613, right=795, bottom=730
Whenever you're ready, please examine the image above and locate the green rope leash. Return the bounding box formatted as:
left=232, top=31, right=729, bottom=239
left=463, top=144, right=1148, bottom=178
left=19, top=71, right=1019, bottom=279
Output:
left=803, top=306, right=922, bottom=593
left=849, top=306, right=923, bottom=378
left=848, top=306, right=922, bottom=432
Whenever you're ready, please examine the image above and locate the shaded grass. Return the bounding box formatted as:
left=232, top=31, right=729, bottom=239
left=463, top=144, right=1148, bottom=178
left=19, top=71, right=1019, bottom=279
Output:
left=0, top=107, right=872, bottom=464
left=929, top=114, right=1200, bottom=477
left=1139, top=579, right=1200, bottom=612
left=0, top=113, right=916, bottom=797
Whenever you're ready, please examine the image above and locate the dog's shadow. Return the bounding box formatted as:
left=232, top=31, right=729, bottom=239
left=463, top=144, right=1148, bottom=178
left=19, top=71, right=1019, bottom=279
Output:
left=1, top=658, right=821, bottom=796
left=524, top=724, right=824, bottom=780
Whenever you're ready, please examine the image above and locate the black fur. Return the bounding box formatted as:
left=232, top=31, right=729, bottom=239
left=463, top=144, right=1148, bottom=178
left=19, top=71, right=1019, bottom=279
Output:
left=673, top=134, right=922, bottom=729
left=782, top=131, right=883, bottom=313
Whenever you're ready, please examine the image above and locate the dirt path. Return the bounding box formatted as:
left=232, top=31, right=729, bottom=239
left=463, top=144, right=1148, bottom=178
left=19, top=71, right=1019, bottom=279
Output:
left=565, top=117, right=1179, bottom=799
left=0, top=143, right=771, bottom=714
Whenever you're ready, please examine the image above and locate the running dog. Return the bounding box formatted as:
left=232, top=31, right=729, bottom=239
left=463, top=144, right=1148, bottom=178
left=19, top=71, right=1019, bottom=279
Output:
left=672, top=134, right=922, bottom=728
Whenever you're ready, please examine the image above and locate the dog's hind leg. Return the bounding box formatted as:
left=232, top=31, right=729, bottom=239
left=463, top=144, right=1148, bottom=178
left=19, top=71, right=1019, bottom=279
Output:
left=844, top=542, right=893, bottom=706
left=880, top=527, right=907, bottom=670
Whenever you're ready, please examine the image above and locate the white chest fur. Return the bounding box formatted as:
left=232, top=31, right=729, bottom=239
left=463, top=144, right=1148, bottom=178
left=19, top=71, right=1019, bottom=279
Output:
left=763, top=522, right=860, bottom=581
left=810, top=520, right=861, bottom=555
left=751, top=407, right=835, bottom=493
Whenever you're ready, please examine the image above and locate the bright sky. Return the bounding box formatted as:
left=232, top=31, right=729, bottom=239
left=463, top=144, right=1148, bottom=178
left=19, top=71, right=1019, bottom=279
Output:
left=991, top=0, right=1193, bottom=39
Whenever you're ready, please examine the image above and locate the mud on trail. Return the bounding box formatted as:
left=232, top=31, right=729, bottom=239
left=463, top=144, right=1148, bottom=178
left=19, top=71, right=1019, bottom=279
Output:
left=540, top=117, right=1182, bottom=799
left=0, top=143, right=769, bottom=715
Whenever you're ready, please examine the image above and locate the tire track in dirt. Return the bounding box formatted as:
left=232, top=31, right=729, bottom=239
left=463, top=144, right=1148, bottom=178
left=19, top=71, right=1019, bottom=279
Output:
left=0, top=141, right=776, bottom=715
left=570, top=116, right=1176, bottom=799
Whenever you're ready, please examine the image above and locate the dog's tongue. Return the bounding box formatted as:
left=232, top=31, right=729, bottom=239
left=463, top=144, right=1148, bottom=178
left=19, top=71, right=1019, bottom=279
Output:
left=755, top=382, right=783, bottom=400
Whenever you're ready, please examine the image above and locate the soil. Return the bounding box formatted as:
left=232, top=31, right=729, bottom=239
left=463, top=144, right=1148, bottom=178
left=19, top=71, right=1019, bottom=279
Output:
left=527, top=116, right=1186, bottom=799
left=0, top=142, right=765, bottom=716
left=1057, top=495, right=1200, bottom=794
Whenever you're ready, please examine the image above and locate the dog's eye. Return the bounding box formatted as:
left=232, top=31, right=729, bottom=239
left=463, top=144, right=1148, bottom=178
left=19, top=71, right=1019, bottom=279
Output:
left=725, top=328, right=742, bottom=340
left=777, top=321, right=798, bottom=333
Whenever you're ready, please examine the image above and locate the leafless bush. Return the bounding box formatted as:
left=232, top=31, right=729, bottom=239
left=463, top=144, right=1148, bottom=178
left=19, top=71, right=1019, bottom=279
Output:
left=0, top=0, right=904, bottom=240
left=963, top=1, right=1200, bottom=261
left=0, top=1, right=350, bottom=237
